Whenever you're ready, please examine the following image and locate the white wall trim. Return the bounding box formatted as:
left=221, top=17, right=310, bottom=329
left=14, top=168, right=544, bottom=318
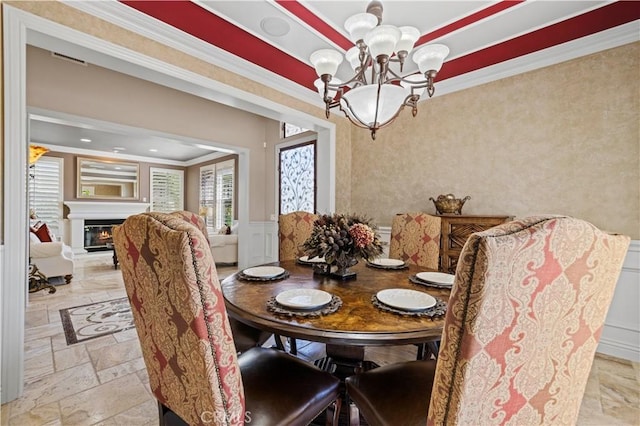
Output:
left=2, top=6, right=28, bottom=404
left=598, top=240, right=640, bottom=361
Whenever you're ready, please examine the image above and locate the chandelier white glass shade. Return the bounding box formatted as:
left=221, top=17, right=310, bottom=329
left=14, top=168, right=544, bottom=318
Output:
left=310, top=3, right=449, bottom=139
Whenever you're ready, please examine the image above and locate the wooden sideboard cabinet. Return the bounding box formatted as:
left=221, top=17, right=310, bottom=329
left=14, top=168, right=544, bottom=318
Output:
left=439, top=215, right=513, bottom=273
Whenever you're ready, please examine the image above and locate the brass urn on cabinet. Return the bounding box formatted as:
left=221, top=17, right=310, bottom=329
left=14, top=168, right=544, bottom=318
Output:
left=430, top=194, right=471, bottom=215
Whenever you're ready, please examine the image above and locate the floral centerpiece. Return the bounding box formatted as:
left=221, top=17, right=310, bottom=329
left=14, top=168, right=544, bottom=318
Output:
left=302, top=213, right=383, bottom=279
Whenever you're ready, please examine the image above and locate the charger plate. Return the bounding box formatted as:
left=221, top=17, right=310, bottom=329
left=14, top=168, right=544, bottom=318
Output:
left=276, top=289, right=332, bottom=310
left=366, top=258, right=407, bottom=270
left=267, top=294, right=342, bottom=317
left=372, top=295, right=447, bottom=318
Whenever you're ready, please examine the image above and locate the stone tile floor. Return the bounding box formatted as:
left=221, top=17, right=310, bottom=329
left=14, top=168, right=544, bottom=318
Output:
left=1, top=253, right=638, bottom=425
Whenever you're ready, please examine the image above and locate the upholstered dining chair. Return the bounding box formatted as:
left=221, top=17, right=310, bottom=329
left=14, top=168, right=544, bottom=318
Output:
left=279, top=210, right=318, bottom=261
left=345, top=215, right=629, bottom=426
left=114, top=212, right=340, bottom=426
left=169, top=210, right=272, bottom=353
left=277, top=210, right=318, bottom=354
left=389, top=212, right=442, bottom=360
left=389, top=212, right=441, bottom=269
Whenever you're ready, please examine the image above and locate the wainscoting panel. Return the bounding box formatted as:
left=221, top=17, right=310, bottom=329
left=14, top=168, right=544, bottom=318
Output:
left=599, top=240, right=640, bottom=361
left=247, top=221, right=279, bottom=267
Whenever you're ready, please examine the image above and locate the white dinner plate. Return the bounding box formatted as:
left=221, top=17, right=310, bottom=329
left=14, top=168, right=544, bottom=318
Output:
left=242, top=266, right=286, bottom=278
left=275, top=289, right=332, bottom=310
left=299, top=255, right=326, bottom=263
left=376, top=289, right=436, bottom=311
left=369, top=258, right=405, bottom=267
left=416, top=272, right=455, bottom=286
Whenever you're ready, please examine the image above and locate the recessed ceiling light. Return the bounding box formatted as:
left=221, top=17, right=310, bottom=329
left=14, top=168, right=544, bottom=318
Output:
left=149, top=148, right=158, bottom=152
left=113, top=147, right=125, bottom=150
left=80, top=138, right=92, bottom=143
left=260, top=17, right=290, bottom=37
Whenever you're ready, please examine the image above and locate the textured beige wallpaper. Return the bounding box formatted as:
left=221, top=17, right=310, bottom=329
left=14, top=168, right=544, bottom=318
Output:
left=351, top=43, right=640, bottom=238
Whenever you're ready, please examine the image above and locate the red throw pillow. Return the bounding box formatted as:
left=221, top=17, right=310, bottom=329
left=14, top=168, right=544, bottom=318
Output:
left=33, top=223, right=53, bottom=242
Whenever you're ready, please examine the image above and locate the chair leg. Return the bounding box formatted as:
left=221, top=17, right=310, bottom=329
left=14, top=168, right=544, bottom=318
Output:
left=274, top=334, right=286, bottom=351
left=348, top=401, right=360, bottom=426
left=158, top=401, right=167, bottom=426
left=325, top=398, right=342, bottom=426
left=289, top=337, right=298, bottom=355
left=426, top=341, right=440, bottom=360
left=416, top=342, right=427, bottom=360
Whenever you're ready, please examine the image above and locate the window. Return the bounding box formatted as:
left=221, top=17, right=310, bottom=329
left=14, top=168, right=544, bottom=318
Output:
left=279, top=141, right=316, bottom=214
left=282, top=122, right=309, bottom=138
left=200, top=159, right=235, bottom=232
left=29, top=156, right=64, bottom=236
left=150, top=168, right=184, bottom=213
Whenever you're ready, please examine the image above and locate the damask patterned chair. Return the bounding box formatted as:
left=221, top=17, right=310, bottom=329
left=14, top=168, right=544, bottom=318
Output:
left=114, top=213, right=340, bottom=426
left=279, top=211, right=318, bottom=261
left=278, top=211, right=319, bottom=354
left=389, top=212, right=442, bottom=359
left=345, top=215, right=629, bottom=426
left=169, top=211, right=272, bottom=353
left=389, top=212, right=441, bottom=269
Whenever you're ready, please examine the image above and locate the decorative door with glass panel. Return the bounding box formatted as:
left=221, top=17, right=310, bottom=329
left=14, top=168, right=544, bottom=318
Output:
left=279, top=141, right=316, bottom=215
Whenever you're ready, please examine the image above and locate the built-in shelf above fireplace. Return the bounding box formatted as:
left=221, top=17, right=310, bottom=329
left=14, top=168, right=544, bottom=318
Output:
left=64, top=201, right=150, bottom=254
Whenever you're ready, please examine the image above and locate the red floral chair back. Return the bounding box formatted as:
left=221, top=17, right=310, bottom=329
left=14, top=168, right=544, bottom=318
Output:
left=169, top=210, right=210, bottom=243
left=389, top=212, right=441, bottom=269
left=113, top=212, right=244, bottom=425
left=428, top=215, right=630, bottom=425
left=279, top=211, right=318, bottom=260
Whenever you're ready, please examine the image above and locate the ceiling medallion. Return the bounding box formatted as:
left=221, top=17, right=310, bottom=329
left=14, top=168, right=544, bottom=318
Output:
left=310, top=1, right=449, bottom=139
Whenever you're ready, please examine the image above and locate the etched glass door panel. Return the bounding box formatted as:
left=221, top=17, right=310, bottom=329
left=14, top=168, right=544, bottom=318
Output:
left=279, top=141, right=316, bottom=214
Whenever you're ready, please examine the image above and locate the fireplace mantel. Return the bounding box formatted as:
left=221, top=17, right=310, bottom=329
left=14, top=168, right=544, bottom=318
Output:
left=65, top=201, right=150, bottom=220
left=64, top=202, right=150, bottom=253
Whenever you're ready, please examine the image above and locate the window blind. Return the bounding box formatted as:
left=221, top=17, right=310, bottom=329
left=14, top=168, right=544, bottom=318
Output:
left=199, top=160, right=235, bottom=232
left=150, top=168, right=184, bottom=213
left=29, top=157, right=63, bottom=236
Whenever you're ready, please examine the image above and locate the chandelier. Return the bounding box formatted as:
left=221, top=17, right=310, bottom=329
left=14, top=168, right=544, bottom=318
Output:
left=310, top=1, right=449, bottom=139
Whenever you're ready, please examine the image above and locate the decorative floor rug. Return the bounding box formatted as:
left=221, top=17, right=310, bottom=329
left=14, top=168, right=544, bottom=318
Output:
left=60, top=297, right=134, bottom=345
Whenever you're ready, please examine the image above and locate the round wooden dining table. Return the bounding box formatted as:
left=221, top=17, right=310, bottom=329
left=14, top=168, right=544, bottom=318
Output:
left=221, top=259, right=451, bottom=350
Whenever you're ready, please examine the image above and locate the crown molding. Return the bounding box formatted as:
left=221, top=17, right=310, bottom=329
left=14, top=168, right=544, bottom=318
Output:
left=434, top=22, right=639, bottom=98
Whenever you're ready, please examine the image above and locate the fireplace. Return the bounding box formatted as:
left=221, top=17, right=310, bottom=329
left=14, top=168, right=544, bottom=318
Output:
left=84, top=219, right=125, bottom=251
left=64, top=201, right=150, bottom=254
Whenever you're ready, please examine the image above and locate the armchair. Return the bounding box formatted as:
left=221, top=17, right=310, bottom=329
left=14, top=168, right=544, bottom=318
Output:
left=29, top=231, right=73, bottom=283
left=346, top=215, right=629, bottom=426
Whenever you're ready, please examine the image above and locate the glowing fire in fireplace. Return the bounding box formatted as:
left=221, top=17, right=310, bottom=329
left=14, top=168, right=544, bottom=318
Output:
left=98, top=230, right=111, bottom=241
